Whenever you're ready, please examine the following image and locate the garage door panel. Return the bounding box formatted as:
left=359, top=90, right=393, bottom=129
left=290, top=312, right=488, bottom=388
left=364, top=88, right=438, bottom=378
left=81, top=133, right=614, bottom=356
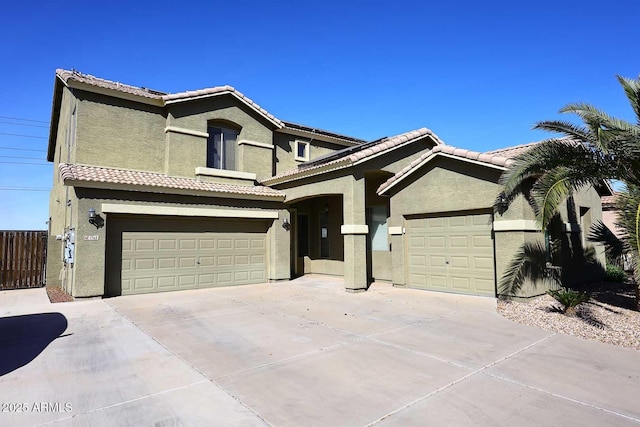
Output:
left=451, top=276, right=471, bottom=291
left=218, top=239, right=233, bottom=249
left=428, top=255, right=445, bottom=268
left=410, top=254, right=427, bottom=267
left=133, top=277, right=154, bottom=290
left=250, top=254, right=265, bottom=264
left=428, top=236, right=445, bottom=248
left=199, top=256, right=214, bottom=266
left=409, top=236, right=425, bottom=249
left=406, top=213, right=495, bottom=296
left=251, top=239, right=265, bottom=250
left=475, top=256, right=493, bottom=270
left=119, top=224, right=267, bottom=295
left=450, top=256, right=469, bottom=268
left=429, top=275, right=447, bottom=288
left=135, top=258, right=155, bottom=270
left=157, top=276, right=177, bottom=288
left=199, top=239, right=215, bottom=249
left=158, top=239, right=177, bottom=250
left=179, top=257, right=197, bottom=268
left=135, top=239, right=155, bottom=251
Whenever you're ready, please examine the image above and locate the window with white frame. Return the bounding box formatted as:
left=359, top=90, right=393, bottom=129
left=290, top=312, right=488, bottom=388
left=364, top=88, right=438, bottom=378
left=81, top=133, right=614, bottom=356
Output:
left=207, top=126, right=238, bottom=170
left=295, top=140, right=310, bottom=161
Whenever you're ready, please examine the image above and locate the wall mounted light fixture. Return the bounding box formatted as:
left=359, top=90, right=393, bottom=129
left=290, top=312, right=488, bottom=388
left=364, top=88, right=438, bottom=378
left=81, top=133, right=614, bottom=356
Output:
left=88, top=208, right=104, bottom=229
left=282, top=217, right=291, bottom=231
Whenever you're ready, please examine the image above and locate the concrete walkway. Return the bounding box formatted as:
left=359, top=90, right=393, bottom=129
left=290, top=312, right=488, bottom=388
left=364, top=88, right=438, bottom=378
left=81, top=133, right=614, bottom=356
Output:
left=1, top=276, right=639, bottom=426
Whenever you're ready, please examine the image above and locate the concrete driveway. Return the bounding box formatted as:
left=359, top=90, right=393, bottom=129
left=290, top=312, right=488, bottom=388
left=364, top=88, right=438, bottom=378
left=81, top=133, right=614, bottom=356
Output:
left=1, top=275, right=639, bottom=426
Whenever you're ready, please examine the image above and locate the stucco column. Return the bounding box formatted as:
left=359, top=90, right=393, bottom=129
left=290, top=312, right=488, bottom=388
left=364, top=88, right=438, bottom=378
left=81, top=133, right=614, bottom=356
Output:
left=269, top=209, right=291, bottom=281
left=72, top=197, right=107, bottom=298
left=342, top=178, right=368, bottom=292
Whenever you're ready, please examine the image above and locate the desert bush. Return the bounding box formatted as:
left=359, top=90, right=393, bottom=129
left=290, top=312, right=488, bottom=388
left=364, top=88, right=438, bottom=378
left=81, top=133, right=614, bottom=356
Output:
left=548, top=288, right=590, bottom=316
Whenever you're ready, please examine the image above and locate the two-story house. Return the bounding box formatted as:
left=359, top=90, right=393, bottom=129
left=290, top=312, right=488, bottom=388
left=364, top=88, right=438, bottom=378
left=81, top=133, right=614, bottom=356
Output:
left=46, top=69, right=609, bottom=299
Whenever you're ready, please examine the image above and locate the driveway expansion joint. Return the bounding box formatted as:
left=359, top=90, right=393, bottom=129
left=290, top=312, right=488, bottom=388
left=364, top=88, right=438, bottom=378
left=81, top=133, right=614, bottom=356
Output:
left=364, top=333, right=557, bottom=426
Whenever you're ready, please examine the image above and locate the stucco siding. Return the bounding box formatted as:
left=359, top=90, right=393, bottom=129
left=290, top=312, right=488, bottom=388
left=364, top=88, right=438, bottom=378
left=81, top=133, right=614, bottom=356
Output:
left=167, top=96, right=273, bottom=177
left=74, top=91, right=166, bottom=172
left=273, top=133, right=347, bottom=175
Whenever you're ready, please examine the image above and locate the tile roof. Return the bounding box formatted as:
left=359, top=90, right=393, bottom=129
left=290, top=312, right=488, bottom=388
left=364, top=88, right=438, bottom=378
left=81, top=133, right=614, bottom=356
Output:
left=56, top=69, right=166, bottom=99
left=485, top=141, right=541, bottom=158
left=55, top=69, right=283, bottom=127
left=162, top=86, right=284, bottom=127
left=261, top=128, right=440, bottom=185
left=602, top=194, right=619, bottom=207
left=377, top=145, right=514, bottom=195
left=59, top=163, right=285, bottom=199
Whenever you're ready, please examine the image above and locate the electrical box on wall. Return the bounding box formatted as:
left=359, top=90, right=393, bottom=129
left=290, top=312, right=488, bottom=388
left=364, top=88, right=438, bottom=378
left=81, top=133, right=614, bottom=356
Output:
left=64, top=228, right=75, bottom=265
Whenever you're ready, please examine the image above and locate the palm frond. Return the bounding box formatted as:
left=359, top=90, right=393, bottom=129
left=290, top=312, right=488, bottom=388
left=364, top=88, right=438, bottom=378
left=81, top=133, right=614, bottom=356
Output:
left=533, top=120, right=591, bottom=143
left=616, top=75, right=640, bottom=124
left=587, top=220, right=628, bottom=264
left=498, top=241, right=561, bottom=296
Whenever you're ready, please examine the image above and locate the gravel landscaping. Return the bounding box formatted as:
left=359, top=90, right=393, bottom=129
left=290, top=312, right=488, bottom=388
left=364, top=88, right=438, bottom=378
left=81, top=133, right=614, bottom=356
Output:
left=46, top=286, right=74, bottom=303
left=498, top=281, right=640, bottom=351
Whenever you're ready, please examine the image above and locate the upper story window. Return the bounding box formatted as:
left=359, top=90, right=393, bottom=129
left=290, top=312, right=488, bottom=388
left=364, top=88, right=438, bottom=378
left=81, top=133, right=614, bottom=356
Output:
left=295, top=140, right=310, bottom=162
left=207, top=126, right=238, bottom=170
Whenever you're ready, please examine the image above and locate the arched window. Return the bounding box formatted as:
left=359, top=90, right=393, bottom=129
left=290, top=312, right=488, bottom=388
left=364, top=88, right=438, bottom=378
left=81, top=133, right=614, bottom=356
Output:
left=207, top=125, right=239, bottom=170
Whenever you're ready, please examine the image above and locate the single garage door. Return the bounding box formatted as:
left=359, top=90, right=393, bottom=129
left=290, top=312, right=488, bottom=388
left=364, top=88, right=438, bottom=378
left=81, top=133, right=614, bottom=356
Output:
left=406, top=213, right=495, bottom=296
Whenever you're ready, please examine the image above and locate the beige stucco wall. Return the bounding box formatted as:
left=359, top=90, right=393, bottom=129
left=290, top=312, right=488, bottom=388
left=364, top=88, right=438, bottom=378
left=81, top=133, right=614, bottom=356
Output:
left=58, top=89, right=279, bottom=182
left=273, top=133, right=347, bottom=175
left=47, top=87, right=79, bottom=290
left=167, top=96, right=274, bottom=179
left=74, top=91, right=166, bottom=172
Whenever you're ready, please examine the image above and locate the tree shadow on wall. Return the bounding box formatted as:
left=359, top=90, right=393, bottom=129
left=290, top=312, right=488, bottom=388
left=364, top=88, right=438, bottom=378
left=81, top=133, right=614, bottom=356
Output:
left=0, top=312, right=69, bottom=376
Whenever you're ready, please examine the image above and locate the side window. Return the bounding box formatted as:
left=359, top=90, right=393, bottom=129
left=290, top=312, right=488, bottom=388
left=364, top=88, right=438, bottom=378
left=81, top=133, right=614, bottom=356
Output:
left=207, top=126, right=238, bottom=170
left=368, top=206, right=389, bottom=251
left=295, top=140, right=310, bottom=162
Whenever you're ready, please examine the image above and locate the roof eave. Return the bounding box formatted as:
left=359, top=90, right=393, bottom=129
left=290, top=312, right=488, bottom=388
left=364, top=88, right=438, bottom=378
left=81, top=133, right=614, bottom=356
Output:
left=377, top=152, right=509, bottom=196
left=164, top=91, right=284, bottom=129
left=65, top=79, right=165, bottom=107
left=62, top=179, right=286, bottom=202
left=262, top=159, right=352, bottom=186
left=47, top=75, right=64, bottom=162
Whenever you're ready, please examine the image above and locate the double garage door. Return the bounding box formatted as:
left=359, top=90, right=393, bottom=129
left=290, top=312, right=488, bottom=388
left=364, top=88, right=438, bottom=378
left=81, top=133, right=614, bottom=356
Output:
left=406, top=212, right=495, bottom=296
left=108, top=217, right=268, bottom=296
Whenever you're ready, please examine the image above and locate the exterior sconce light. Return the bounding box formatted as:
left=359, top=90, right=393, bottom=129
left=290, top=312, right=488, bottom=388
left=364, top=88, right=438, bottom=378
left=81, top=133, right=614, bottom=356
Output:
left=495, top=192, right=509, bottom=214
left=88, top=208, right=104, bottom=229
left=282, top=217, right=291, bottom=231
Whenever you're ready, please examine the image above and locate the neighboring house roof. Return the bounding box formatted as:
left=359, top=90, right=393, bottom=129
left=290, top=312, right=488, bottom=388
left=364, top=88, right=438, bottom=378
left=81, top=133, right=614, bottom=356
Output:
left=377, top=145, right=514, bottom=195
left=484, top=141, right=541, bottom=158
left=602, top=193, right=619, bottom=209
left=262, top=127, right=441, bottom=186
left=58, top=163, right=285, bottom=201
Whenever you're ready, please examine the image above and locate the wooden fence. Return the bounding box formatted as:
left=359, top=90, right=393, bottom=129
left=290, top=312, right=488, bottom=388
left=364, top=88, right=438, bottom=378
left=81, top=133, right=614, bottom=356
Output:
left=0, top=231, right=47, bottom=290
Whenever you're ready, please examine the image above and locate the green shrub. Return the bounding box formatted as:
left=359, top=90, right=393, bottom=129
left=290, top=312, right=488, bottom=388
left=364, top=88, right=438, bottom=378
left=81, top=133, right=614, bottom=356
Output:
left=605, top=264, right=626, bottom=283
left=548, top=288, right=590, bottom=316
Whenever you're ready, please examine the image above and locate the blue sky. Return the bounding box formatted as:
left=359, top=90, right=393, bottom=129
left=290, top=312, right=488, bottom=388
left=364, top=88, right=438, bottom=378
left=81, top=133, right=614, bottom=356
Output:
left=1, top=0, right=638, bottom=229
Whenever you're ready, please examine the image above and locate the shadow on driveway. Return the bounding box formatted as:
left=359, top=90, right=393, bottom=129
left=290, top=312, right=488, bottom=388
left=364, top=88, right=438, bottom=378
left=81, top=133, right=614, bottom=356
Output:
left=0, top=312, right=68, bottom=376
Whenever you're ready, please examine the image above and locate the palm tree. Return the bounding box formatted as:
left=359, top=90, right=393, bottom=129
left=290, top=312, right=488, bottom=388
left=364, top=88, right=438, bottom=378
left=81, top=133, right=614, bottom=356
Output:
left=496, top=75, right=640, bottom=309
